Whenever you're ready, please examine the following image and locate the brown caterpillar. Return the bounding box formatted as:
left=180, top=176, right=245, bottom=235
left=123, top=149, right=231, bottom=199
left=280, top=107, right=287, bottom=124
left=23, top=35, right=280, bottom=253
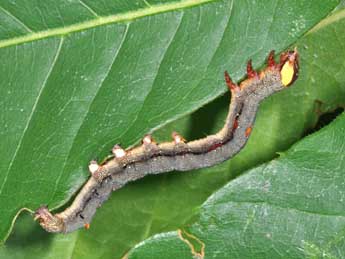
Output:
left=34, top=49, right=299, bottom=233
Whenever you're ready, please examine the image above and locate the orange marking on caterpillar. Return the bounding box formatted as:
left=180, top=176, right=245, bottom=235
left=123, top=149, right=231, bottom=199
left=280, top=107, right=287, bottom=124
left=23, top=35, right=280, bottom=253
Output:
left=245, top=127, right=252, bottom=137
left=232, top=118, right=239, bottom=133
left=84, top=223, right=90, bottom=230
left=208, top=143, right=223, bottom=152
left=267, top=50, right=276, bottom=68
left=224, top=70, right=239, bottom=91
left=246, top=60, right=258, bottom=79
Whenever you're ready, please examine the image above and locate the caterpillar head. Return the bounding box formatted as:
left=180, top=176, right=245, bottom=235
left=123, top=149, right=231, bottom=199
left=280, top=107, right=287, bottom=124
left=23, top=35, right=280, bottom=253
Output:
left=279, top=48, right=299, bottom=87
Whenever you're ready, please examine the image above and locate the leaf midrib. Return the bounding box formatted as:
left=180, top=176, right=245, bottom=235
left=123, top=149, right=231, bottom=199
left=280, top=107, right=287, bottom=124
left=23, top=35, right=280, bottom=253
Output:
left=0, top=0, right=217, bottom=49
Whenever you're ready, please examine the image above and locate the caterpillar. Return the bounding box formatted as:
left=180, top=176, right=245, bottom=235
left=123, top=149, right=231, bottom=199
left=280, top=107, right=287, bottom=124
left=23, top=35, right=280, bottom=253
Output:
left=34, top=49, right=299, bottom=233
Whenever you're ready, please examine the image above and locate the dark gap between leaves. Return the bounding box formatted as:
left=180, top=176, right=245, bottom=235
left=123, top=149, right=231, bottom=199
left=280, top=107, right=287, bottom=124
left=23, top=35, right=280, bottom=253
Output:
left=305, top=107, right=344, bottom=136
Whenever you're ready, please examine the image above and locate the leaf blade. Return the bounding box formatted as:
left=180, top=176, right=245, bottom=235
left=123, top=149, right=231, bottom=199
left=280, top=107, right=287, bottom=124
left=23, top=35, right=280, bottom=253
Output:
left=127, top=112, right=345, bottom=259
left=0, top=0, right=341, bottom=257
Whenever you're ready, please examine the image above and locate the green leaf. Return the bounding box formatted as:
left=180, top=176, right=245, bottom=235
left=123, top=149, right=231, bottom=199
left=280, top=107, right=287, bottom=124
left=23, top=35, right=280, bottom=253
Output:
left=127, top=111, right=345, bottom=259
left=0, top=0, right=342, bottom=258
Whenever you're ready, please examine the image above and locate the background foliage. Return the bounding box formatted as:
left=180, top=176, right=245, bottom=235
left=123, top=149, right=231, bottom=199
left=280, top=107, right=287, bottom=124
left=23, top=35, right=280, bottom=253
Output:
left=0, top=0, right=344, bottom=258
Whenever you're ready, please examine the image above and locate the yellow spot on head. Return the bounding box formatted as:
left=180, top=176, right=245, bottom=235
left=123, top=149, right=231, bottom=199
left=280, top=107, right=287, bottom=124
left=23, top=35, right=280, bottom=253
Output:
left=279, top=48, right=299, bottom=87
left=280, top=60, right=295, bottom=86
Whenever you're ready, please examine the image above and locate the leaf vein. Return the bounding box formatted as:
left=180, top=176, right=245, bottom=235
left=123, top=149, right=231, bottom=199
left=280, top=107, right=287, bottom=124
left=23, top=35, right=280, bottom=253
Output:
left=209, top=199, right=345, bottom=218
left=49, top=24, right=130, bottom=205
left=0, top=0, right=218, bottom=49
left=148, top=1, right=233, bottom=123
left=0, top=37, right=64, bottom=196
left=103, top=11, right=185, bottom=148
left=78, top=0, right=99, bottom=18
left=0, top=5, right=33, bottom=33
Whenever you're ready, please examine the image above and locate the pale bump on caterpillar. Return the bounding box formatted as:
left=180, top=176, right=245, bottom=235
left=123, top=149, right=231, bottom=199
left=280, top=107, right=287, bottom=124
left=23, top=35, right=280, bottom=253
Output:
left=34, top=49, right=299, bottom=233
